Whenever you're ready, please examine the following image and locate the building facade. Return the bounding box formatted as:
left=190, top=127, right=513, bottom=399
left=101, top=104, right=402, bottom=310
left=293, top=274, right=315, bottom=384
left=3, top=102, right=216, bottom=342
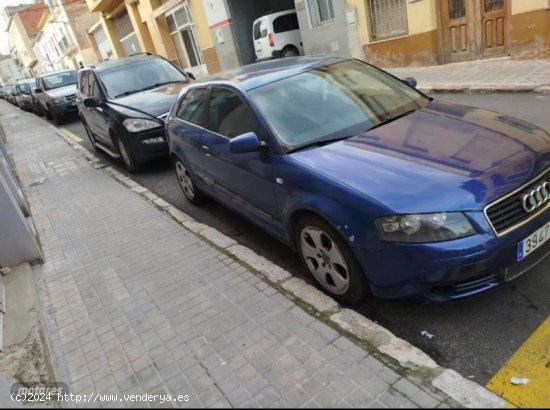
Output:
left=297, top=0, right=550, bottom=67
left=32, top=0, right=100, bottom=74
left=5, top=2, right=45, bottom=77
left=83, top=0, right=549, bottom=74
left=85, top=0, right=221, bottom=77
left=0, top=57, right=25, bottom=85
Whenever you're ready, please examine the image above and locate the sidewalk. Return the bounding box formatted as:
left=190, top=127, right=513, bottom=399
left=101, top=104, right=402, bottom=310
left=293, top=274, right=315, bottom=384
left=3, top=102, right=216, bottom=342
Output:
left=0, top=101, right=504, bottom=409
left=385, top=57, right=550, bottom=93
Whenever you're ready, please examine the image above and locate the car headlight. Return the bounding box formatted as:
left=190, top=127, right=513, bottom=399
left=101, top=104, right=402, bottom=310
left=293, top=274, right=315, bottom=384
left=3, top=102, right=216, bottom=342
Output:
left=53, top=97, right=65, bottom=104
left=123, top=118, right=163, bottom=133
left=376, top=212, right=475, bottom=243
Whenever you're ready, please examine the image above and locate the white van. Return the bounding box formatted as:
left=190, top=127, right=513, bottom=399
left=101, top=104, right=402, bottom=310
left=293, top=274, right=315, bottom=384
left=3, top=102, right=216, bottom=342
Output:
left=253, top=10, right=304, bottom=61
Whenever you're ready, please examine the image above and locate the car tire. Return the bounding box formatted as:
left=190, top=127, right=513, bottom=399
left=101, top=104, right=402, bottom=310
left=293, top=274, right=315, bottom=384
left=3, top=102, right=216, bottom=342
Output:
left=175, top=158, right=207, bottom=205
left=51, top=109, right=64, bottom=125
left=282, top=46, right=299, bottom=58
left=295, top=214, right=368, bottom=305
left=44, top=106, right=52, bottom=120
left=34, top=103, right=44, bottom=117
left=117, top=138, right=141, bottom=173
left=83, top=122, right=99, bottom=152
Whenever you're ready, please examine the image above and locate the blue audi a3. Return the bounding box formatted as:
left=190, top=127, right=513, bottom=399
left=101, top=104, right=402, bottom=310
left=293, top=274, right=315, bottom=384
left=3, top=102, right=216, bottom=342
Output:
left=166, top=55, right=550, bottom=304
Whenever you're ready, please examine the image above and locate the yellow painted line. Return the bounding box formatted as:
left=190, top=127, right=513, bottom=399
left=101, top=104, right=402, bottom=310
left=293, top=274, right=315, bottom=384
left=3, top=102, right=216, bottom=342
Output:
left=58, top=127, right=83, bottom=143
left=486, top=316, right=550, bottom=408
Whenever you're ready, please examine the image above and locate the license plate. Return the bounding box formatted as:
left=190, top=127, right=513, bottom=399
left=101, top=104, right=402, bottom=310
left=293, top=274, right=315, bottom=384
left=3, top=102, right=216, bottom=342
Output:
left=517, top=221, right=550, bottom=261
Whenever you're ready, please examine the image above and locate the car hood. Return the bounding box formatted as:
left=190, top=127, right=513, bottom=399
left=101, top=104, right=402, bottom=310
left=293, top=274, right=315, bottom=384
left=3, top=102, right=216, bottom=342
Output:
left=44, top=85, right=77, bottom=98
left=289, top=101, right=550, bottom=213
left=109, top=82, right=188, bottom=117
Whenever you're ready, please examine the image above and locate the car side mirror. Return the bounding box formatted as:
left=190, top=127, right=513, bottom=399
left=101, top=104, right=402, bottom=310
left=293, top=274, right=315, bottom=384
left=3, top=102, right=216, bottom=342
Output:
left=185, top=71, right=196, bottom=81
left=229, top=132, right=263, bottom=154
left=34, top=88, right=43, bottom=93
left=83, top=97, right=101, bottom=108
left=401, top=77, right=417, bottom=88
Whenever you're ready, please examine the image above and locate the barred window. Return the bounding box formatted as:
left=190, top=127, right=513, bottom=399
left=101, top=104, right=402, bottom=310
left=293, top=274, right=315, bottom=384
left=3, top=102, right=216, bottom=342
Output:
left=307, top=0, right=335, bottom=27
left=367, top=0, right=409, bottom=41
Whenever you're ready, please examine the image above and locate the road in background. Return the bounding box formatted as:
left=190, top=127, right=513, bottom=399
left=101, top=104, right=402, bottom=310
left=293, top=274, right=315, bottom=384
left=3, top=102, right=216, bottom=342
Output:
left=59, top=93, right=550, bottom=384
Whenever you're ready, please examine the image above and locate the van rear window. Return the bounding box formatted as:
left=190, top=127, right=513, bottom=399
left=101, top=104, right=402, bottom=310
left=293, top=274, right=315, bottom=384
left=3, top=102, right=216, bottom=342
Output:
left=273, top=13, right=299, bottom=33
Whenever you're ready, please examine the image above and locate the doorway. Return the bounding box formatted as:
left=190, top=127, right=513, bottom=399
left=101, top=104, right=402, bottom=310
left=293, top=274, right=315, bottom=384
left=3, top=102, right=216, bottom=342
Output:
left=439, top=0, right=509, bottom=63
left=165, top=3, right=206, bottom=77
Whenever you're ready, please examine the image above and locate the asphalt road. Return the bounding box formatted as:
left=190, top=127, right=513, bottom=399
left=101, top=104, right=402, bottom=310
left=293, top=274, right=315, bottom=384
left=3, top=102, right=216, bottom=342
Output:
left=60, top=92, right=550, bottom=384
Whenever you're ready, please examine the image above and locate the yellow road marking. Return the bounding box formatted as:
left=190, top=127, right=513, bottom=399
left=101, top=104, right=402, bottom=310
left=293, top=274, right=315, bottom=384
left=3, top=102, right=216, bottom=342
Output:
left=58, top=127, right=83, bottom=143
left=486, top=316, right=550, bottom=408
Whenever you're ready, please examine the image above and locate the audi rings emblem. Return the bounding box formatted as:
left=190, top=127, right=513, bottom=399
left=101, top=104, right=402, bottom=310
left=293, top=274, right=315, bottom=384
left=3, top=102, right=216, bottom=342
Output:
left=522, top=181, right=550, bottom=213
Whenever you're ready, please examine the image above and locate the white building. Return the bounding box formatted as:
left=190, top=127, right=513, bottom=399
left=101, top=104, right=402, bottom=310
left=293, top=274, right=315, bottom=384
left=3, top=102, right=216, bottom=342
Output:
left=0, top=57, right=24, bottom=85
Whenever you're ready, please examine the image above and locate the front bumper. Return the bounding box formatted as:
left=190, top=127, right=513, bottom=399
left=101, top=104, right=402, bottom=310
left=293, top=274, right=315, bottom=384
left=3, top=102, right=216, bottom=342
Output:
left=355, top=210, right=550, bottom=302
left=124, top=128, right=169, bottom=163
left=52, top=100, right=78, bottom=116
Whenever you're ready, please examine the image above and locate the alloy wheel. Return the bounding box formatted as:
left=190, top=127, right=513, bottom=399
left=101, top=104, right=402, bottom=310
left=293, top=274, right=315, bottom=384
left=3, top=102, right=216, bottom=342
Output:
left=300, top=226, right=350, bottom=295
left=176, top=161, right=195, bottom=200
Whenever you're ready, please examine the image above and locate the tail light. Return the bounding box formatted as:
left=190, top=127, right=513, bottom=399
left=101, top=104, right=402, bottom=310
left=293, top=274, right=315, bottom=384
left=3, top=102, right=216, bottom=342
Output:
left=268, top=33, right=275, bottom=47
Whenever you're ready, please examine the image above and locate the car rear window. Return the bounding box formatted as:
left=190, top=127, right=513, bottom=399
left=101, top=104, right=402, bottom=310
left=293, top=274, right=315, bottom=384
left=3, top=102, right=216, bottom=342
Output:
left=273, top=13, right=299, bottom=33
left=254, top=19, right=268, bottom=39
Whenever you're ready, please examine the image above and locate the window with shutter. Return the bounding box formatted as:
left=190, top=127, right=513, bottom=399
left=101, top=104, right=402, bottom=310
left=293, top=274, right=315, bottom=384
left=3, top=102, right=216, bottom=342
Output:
left=367, top=0, right=409, bottom=41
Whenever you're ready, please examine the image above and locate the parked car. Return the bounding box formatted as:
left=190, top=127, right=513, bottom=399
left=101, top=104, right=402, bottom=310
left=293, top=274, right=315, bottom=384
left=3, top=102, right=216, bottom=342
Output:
left=76, top=54, right=192, bottom=172
left=253, top=9, right=303, bottom=61
left=167, top=55, right=550, bottom=304
left=34, top=70, right=78, bottom=124
left=3, top=85, right=16, bottom=105
left=14, top=78, right=35, bottom=111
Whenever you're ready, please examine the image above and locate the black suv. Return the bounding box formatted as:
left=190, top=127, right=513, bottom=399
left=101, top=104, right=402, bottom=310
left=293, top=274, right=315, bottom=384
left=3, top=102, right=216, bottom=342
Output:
left=76, top=54, right=192, bottom=172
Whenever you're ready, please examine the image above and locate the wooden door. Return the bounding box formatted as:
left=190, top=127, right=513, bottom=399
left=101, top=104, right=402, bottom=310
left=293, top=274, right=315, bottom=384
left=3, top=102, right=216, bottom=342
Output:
left=440, top=0, right=476, bottom=62
left=439, top=0, right=509, bottom=63
left=481, top=0, right=508, bottom=57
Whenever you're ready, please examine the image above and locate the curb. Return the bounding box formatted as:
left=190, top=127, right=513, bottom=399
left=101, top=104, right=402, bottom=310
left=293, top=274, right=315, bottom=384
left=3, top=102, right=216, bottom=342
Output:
left=54, top=128, right=512, bottom=408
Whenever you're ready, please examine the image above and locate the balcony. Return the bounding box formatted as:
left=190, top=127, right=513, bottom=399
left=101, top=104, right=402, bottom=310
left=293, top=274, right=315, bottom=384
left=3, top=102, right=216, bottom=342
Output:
left=87, top=0, right=120, bottom=13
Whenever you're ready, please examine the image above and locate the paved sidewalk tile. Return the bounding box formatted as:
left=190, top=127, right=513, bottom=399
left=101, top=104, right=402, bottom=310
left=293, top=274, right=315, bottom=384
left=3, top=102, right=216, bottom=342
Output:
left=386, top=58, right=550, bottom=91
left=1, top=104, right=451, bottom=408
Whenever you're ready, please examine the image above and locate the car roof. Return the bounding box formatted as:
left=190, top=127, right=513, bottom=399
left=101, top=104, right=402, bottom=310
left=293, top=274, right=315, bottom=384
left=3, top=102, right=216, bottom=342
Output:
left=255, top=9, right=297, bottom=22
left=194, top=55, right=347, bottom=92
left=81, top=54, right=165, bottom=74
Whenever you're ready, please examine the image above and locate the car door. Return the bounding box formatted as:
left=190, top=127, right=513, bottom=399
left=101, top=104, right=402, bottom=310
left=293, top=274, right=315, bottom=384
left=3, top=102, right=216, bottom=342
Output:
left=168, top=87, right=210, bottom=186
left=87, top=72, right=110, bottom=145
left=200, top=86, right=280, bottom=227
left=253, top=17, right=269, bottom=60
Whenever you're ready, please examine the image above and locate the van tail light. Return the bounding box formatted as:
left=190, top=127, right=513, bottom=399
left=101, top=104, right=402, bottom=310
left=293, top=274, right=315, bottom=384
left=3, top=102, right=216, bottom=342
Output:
left=268, top=33, right=275, bottom=47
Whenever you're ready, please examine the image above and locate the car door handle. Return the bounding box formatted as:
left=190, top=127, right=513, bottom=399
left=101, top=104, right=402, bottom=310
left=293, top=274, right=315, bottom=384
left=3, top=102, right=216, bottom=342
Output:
left=201, top=145, right=210, bottom=156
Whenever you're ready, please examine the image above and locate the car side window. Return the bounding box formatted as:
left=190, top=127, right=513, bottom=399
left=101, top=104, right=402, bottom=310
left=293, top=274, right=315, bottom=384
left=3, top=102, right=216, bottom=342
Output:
left=89, top=74, right=101, bottom=98
left=273, top=13, right=299, bottom=33
left=207, top=88, right=262, bottom=139
left=79, top=72, right=89, bottom=95
left=176, top=88, right=208, bottom=127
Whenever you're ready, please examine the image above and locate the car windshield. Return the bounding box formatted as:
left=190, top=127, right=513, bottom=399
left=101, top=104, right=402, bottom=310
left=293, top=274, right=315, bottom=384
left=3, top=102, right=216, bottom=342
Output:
left=43, top=71, right=77, bottom=90
left=99, top=59, right=186, bottom=99
left=249, top=59, right=430, bottom=152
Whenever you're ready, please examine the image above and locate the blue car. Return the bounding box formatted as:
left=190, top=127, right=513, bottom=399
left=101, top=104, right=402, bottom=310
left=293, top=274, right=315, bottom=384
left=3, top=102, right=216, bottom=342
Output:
left=166, top=56, right=550, bottom=304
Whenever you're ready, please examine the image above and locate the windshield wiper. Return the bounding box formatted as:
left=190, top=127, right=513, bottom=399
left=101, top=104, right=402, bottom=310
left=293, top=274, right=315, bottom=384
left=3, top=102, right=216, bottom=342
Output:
left=367, top=109, right=417, bottom=132
left=138, top=80, right=183, bottom=92
left=288, top=135, right=353, bottom=153
left=114, top=90, right=141, bottom=98
left=114, top=81, right=182, bottom=98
